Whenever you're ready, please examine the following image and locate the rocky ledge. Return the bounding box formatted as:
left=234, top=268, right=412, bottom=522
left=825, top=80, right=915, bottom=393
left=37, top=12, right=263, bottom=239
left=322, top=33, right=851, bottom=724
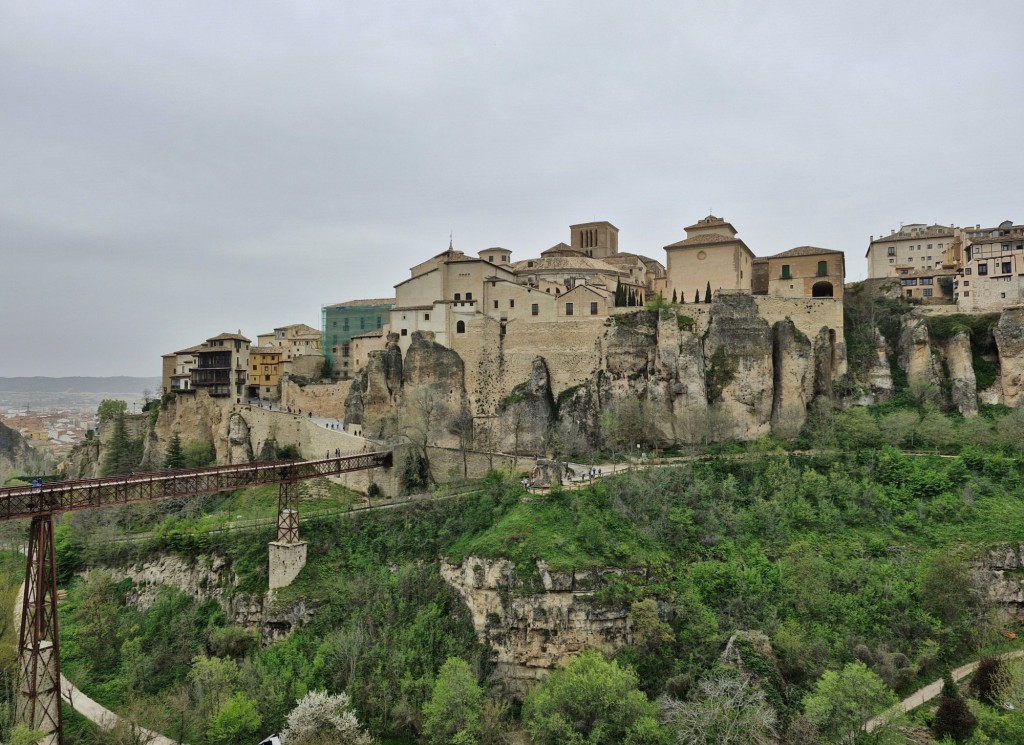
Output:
left=441, top=556, right=646, bottom=696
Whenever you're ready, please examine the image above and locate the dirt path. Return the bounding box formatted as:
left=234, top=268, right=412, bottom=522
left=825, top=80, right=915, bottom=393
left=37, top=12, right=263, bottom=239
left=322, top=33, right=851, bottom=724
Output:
left=865, top=649, right=1024, bottom=732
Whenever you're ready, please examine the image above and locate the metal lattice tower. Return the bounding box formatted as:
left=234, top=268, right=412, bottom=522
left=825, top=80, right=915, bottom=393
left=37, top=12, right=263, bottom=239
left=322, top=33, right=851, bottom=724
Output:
left=277, top=481, right=300, bottom=544
left=18, top=515, right=63, bottom=743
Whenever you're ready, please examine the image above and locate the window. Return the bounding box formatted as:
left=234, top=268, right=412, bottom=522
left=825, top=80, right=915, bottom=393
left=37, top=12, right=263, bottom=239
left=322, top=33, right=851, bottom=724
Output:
left=264, top=375, right=271, bottom=381
left=963, top=280, right=969, bottom=286
left=454, top=293, right=461, bottom=300
left=919, top=277, right=933, bottom=285
left=965, top=268, right=972, bottom=275
left=466, top=292, right=473, bottom=300
left=978, top=264, right=989, bottom=275
left=781, top=264, right=791, bottom=279
left=401, top=329, right=408, bottom=336
left=964, top=291, right=970, bottom=297
left=901, top=279, right=918, bottom=286
left=1003, top=244, right=1011, bottom=251
left=817, top=260, right=827, bottom=276
left=503, top=255, right=508, bottom=262
left=456, top=321, right=465, bottom=333
left=889, top=258, right=895, bottom=264
left=1001, top=292, right=1007, bottom=299
left=923, top=289, right=933, bottom=297
left=1003, top=262, right=1013, bottom=274
left=531, top=303, right=539, bottom=316
left=887, top=247, right=896, bottom=256
left=509, top=299, right=514, bottom=308
left=424, top=313, right=430, bottom=321
left=565, top=302, right=574, bottom=316
left=488, top=256, right=494, bottom=262
left=590, top=302, right=598, bottom=315
left=494, top=300, right=499, bottom=309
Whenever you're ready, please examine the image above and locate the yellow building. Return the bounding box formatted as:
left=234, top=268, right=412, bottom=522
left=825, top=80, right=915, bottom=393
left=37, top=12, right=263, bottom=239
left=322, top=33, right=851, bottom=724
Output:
left=248, top=346, right=282, bottom=400
left=664, top=215, right=755, bottom=302
left=758, top=246, right=846, bottom=299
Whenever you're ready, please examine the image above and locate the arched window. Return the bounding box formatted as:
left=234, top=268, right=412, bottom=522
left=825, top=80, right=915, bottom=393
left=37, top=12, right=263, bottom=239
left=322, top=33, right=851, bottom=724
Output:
left=456, top=320, right=466, bottom=333
left=812, top=281, right=834, bottom=298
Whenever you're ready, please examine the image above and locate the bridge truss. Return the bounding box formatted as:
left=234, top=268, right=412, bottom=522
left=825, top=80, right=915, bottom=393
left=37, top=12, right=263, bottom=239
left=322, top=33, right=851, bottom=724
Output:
left=0, top=451, right=392, bottom=743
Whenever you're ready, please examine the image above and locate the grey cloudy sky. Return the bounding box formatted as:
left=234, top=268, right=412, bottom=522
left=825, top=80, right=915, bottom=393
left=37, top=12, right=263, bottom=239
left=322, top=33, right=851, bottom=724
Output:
left=2, top=0, right=1021, bottom=377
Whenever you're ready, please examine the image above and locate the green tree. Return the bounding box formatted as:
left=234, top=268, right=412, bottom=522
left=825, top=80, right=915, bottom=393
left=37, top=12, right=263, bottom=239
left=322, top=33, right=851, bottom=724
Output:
left=206, top=692, right=262, bottom=745
left=182, top=439, right=216, bottom=468
left=97, top=399, right=129, bottom=423
left=100, top=413, right=142, bottom=476
left=71, top=569, right=125, bottom=676
left=694, top=289, right=700, bottom=304
left=423, top=657, right=483, bottom=744
left=932, top=673, right=977, bottom=743
left=704, top=282, right=712, bottom=304
left=803, top=662, right=899, bottom=744
left=973, top=657, right=1002, bottom=705
left=5, top=725, right=45, bottom=745
left=164, top=433, right=185, bottom=470
left=672, top=289, right=678, bottom=304
left=522, top=649, right=664, bottom=745
left=660, top=673, right=777, bottom=745
left=834, top=407, right=881, bottom=450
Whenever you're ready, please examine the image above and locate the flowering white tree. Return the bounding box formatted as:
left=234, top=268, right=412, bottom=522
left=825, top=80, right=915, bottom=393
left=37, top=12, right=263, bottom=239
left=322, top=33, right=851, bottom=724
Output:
left=280, top=690, right=373, bottom=745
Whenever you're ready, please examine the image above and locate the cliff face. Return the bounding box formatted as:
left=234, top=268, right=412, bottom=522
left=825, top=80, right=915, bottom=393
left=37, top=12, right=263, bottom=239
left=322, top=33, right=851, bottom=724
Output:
left=975, top=544, right=1024, bottom=624
left=103, top=553, right=316, bottom=645
left=440, top=557, right=641, bottom=696
left=348, top=297, right=846, bottom=449
left=995, top=306, right=1024, bottom=408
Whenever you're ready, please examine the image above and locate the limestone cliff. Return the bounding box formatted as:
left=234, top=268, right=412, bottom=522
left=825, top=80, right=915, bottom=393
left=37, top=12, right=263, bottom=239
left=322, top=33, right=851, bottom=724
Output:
left=703, top=294, right=775, bottom=440
left=995, top=306, right=1024, bottom=408
left=103, top=553, right=316, bottom=644
left=897, top=313, right=944, bottom=401
left=440, top=557, right=642, bottom=696
left=974, top=543, right=1024, bottom=624
left=498, top=358, right=557, bottom=454
left=944, top=331, right=978, bottom=417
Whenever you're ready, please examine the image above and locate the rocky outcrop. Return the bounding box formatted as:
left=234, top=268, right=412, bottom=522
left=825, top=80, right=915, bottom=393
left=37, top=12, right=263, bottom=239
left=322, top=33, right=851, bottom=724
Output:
left=995, top=306, right=1024, bottom=408
left=897, top=313, right=943, bottom=403
left=441, top=557, right=643, bottom=696
left=704, top=294, right=775, bottom=440
left=344, top=333, right=403, bottom=427
left=861, top=328, right=895, bottom=404
left=944, top=331, right=978, bottom=417
left=499, top=358, right=557, bottom=454
left=974, top=544, right=1024, bottom=624
left=103, top=553, right=316, bottom=644
left=770, top=321, right=814, bottom=439
left=227, top=413, right=255, bottom=463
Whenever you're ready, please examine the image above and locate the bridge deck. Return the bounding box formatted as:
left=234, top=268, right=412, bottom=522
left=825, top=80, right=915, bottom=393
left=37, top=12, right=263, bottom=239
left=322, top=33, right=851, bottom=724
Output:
left=0, top=451, right=393, bottom=521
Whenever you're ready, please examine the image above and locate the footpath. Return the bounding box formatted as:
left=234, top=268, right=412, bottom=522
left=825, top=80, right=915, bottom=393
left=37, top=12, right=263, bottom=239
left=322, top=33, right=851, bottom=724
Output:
left=14, top=583, right=176, bottom=745
left=865, top=649, right=1024, bottom=733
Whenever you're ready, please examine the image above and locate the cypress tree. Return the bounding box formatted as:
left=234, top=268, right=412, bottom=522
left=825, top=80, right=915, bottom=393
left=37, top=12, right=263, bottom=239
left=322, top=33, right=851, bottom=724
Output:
left=101, top=413, right=134, bottom=476
left=694, top=289, right=700, bottom=304
left=705, top=281, right=712, bottom=304
left=672, top=289, right=678, bottom=304
left=933, top=676, right=977, bottom=744
left=164, top=433, right=185, bottom=470
left=614, top=280, right=625, bottom=307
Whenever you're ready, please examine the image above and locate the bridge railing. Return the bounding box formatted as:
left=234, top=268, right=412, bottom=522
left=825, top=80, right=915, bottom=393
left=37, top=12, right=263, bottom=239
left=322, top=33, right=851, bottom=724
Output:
left=0, top=451, right=393, bottom=522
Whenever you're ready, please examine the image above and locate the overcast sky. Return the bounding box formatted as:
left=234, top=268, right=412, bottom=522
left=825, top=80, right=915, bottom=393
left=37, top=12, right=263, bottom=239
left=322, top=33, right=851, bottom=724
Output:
left=2, top=0, right=1021, bottom=377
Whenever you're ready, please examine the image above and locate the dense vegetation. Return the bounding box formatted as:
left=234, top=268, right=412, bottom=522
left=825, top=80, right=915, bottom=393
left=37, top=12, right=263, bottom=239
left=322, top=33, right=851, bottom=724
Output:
left=0, top=407, right=1013, bottom=744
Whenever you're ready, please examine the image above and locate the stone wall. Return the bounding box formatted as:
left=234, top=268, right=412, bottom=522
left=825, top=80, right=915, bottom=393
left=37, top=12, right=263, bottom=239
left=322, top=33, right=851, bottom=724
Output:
left=280, top=378, right=352, bottom=419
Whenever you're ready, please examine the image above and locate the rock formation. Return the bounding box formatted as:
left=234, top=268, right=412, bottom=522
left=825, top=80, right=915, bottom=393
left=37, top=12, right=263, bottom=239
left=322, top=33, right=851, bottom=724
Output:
left=995, top=306, right=1024, bottom=408
left=440, top=557, right=643, bottom=696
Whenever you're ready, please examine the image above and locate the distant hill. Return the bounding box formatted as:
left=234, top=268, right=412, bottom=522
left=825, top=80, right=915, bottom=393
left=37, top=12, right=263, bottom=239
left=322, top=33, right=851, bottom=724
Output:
left=0, top=377, right=162, bottom=394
